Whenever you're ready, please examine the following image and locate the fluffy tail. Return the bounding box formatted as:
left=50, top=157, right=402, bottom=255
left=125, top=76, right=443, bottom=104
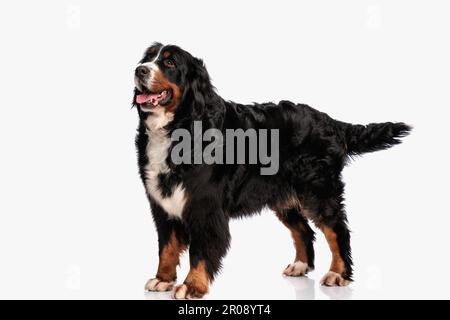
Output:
left=339, top=121, right=412, bottom=155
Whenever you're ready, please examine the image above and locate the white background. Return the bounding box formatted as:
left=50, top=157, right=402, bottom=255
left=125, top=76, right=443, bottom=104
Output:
left=0, top=0, right=449, bottom=299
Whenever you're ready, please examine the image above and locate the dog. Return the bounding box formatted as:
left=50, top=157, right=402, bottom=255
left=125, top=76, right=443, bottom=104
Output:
left=133, top=43, right=411, bottom=299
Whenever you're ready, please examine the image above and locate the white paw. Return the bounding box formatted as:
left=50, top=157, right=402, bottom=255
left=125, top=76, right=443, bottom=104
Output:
left=320, top=271, right=350, bottom=287
left=145, top=278, right=175, bottom=292
left=173, top=284, right=188, bottom=299
left=283, top=261, right=310, bottom=276
left=173, top=283, right=207, bottom=299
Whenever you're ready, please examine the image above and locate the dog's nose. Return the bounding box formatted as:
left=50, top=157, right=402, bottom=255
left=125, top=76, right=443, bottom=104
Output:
left=135, top=66, right=150, bottom=78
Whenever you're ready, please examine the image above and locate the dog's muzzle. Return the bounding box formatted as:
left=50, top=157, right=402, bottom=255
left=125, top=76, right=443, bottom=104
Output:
left=135, top=65, right=150, bottom=80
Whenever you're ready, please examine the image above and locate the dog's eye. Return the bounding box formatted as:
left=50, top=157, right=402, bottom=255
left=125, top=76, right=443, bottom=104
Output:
left=164, top=59, right=175, bottom=68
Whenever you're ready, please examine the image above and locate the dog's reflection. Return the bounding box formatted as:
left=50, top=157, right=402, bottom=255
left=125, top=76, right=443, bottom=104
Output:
left=284, top=276, right=353, bottom=300
left=283, top=276, right=316, bottom=300
left=144, top=291, right=173, bottom=300
left=320, top=285, right=353, bottom=300
left=144, top=277, right=353, bottom=300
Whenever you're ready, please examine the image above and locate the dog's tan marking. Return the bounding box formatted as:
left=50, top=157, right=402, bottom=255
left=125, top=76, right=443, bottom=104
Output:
left=156, top=231, right=186, bottom=282
left=147, top=46, right=158, bottom=55
left=174, top=260, right=209, bottom=299
left=276, top=212, right=308, bottom=264
left=321, top=225, right=346, bottom=275
left=150, top=68, right=181, bottom=113
left=290, top=225, right=309, bottom=264
left=145, top=231, right=186, bottom=292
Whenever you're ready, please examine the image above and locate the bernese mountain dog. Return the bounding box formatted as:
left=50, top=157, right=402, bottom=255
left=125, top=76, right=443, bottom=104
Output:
left=133, top=42, right=411, bottom=299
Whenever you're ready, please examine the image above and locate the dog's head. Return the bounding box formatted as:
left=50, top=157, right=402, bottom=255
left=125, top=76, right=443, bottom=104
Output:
left=134, top=43, right=213, bottom=118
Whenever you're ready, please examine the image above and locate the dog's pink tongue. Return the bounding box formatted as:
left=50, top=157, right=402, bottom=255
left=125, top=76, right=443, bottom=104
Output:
left=136, top=93, right=159, bottom=105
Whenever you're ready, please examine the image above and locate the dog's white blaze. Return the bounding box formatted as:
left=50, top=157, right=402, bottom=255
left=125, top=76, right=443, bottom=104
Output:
left=138, top=46, right=164, bottom=89
left=144, top=108, right=186, bottom=219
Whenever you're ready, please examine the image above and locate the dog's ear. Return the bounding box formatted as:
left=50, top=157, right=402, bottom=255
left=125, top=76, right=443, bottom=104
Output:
left=187, top=57, right=213, bottom=119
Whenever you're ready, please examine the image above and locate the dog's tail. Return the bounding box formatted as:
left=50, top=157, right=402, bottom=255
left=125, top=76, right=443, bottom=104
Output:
left=338, top=121, right=412, bottom=155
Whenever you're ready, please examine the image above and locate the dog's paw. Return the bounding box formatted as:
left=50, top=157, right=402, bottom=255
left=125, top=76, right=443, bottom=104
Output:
left=145, top=278, right=175, bottom=292
left=283, top=261, right=310, bottom=277
left=320, top=271, right=350, bottom=287
left=173, top=283, right=207, bottom=299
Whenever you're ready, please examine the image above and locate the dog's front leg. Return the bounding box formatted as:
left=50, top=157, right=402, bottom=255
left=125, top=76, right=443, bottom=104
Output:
left=174, top=198, right=230, bottom=299
left=145, top=201, right=188, bottom=292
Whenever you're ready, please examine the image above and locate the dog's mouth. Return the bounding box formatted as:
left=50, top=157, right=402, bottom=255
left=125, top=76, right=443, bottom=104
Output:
left=136, top=89, right=172, bottom=108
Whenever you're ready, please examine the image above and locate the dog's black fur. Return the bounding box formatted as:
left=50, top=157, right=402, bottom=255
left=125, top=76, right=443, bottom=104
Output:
left=133, top=43, right=411, bottom=298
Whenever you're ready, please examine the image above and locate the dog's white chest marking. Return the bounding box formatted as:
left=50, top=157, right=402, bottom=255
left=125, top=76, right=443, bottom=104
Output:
left=144, top=108, right=186, bottom=219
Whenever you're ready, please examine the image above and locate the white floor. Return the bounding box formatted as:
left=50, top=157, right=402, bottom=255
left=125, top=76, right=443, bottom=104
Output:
left=2, top=207, right=447, bottom=300
left=144, top=211, right=450, bottom=300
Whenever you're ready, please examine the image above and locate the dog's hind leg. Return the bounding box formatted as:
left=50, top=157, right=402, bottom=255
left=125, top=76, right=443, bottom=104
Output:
left=318, top=217, right=352, bottom=286
left=313, top=194, right=353, bottom=286
left=276, top=208, right=316, bottom=276
left=302, top=180, right=353, bottom=286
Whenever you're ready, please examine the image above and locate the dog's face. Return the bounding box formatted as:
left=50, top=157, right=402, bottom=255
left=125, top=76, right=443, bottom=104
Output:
left=134, top=43, right=199, bottom=113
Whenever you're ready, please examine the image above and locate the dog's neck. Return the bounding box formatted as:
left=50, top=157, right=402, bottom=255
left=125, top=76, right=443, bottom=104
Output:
left=143, top=107, right=174, bottom=132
